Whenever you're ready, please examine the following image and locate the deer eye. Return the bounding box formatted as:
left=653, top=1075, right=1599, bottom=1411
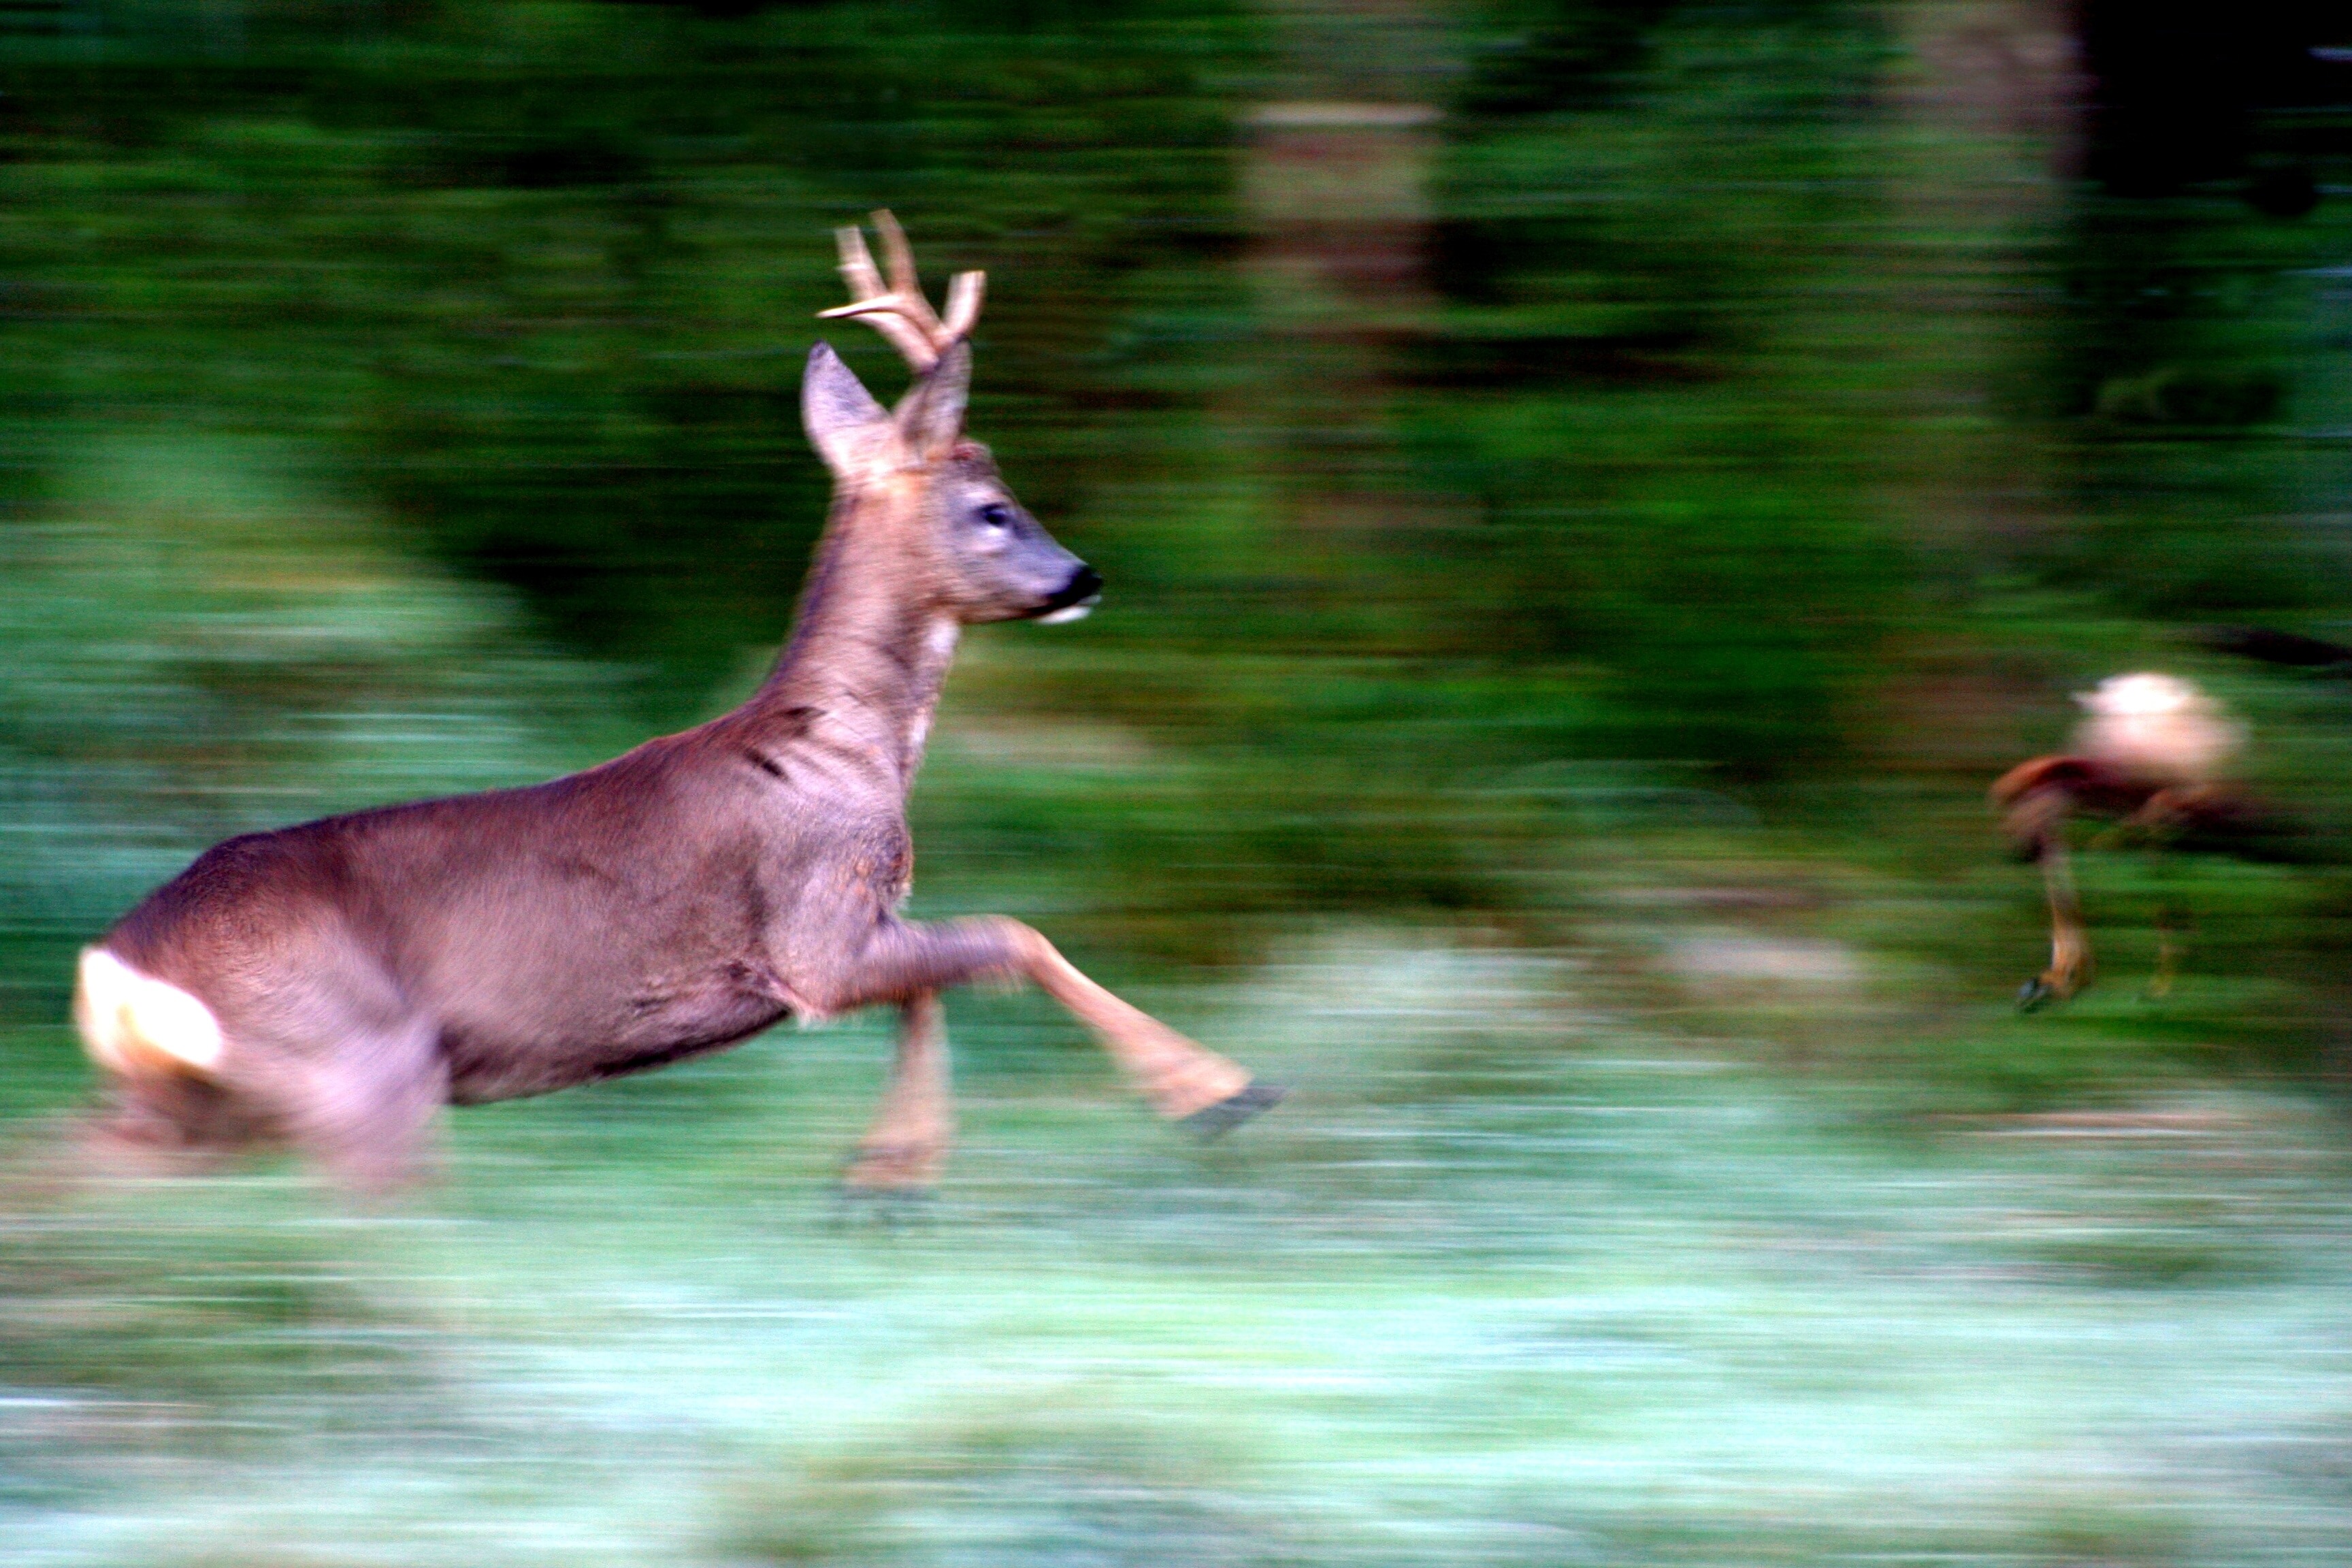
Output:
left=975, top=503, right=1013, bottom=530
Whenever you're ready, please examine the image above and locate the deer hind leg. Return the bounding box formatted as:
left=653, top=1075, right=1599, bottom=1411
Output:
left=841, top=992, right=954, bottom=1194
left=817, top=916, right=1279, bottom=1133
left=70, top=944, right=446, bottom=1194
left=67, top=1073, right=263, bottom=1182
left=275, top=1019, right=449, bottom=1196
left=2146, top=860, right=2189, bottom=1003
left=2019, top=839, right=2092, bottom=1011
left=2146, top=909, right=2179, bottom=1001
left=70, top=949, right=290, bottom=1179
left=61, top=1025, right=442, bottom=1195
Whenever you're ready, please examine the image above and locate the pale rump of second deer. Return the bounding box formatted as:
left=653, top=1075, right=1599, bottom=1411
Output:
left=71, top=214, right=1277, bottom=1192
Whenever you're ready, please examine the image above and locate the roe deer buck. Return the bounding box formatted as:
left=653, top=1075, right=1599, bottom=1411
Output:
left=71, top=213, right=1277, bottom=1192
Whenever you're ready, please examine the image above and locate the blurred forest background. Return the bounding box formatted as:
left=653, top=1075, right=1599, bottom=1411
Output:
left=7, top=1, right=2352, bottom=1564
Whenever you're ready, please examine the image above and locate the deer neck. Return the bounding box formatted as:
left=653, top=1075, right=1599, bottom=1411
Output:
left=747, top=486, right=960, bottom=790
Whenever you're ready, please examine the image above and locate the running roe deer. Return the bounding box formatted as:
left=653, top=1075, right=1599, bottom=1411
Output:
left=1994, top=673, right=2264, bottom=1008
left=71, top=214, right=1277, bottom=1191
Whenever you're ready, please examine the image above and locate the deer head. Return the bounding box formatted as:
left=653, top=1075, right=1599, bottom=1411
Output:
left=802, top=212, right=1100, bottom=625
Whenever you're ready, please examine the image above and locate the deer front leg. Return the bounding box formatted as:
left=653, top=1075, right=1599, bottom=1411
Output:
left=809, top=916, right=1276, bottom=1129
left=842, top=992, right=953, bottom=1193
left=2019, top=838, right=2091, bottom=1011
left=1011, top=926, right=1278, bottom=1128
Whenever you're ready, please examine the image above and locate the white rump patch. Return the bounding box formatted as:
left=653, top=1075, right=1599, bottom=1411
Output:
left=2073, top=672, right=2244, bottom=785
left=73, top=947, right=225, bottom=1077
left=1034, top=602, right=1093, bottom=625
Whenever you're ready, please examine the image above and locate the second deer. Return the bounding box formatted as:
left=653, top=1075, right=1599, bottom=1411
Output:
left=1994, top=672, right=2272, bottom=1008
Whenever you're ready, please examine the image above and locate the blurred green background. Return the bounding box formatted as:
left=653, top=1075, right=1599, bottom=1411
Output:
left=8, top=1, right=2352, bottom=1563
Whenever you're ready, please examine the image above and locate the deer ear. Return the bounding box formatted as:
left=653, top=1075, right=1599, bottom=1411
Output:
left=894, top=339, right=969, bottom=462
left=802, top=342, right=893, bottom=476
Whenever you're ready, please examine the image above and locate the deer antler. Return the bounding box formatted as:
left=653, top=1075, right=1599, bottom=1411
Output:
left=817, top=211, right=985, bottom=374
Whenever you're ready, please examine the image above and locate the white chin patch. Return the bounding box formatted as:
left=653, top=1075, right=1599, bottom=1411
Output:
left=1034, top=602, right=1094, bottom=625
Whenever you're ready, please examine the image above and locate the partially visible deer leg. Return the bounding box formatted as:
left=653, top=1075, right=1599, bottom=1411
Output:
left=2146, top=847, right=2187, bottom=1003
left=2147, top=904, right=2180, bottom=1001
left=55, top=1013, right=444, bottom=1194
left=276, top=1020, right=448, bottom=1196
left=65, top=1077, right=255, bottom=1182
left=842, top=992, right=954, bottom=1193
left=2019, top=837, right=2091, bottom=1011
left=2126, top=791, right=2195, bottom=1001
left=1008, top=926, right=1276, bottom=1129
left=813, top=917, right=1276, bottom=1130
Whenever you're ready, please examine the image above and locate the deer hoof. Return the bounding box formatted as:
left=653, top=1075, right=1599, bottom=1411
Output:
left=834, top=1141, right=944, bottom=1215
left=829, top=1180, right=936, bottom=1228
left=2016, top=976, right=2063, bottom=1012
left=1179, top=1080, right=1286, bottom=1140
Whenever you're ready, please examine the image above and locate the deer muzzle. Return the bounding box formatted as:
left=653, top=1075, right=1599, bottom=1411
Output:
left=1033, top=564, right=1102, bottom=625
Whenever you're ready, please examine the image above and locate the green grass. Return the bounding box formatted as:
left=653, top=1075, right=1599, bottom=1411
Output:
left=7, top=934, right=2352, bottom=1565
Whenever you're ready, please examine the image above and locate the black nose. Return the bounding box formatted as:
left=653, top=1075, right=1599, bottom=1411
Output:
left=1041, top=564, right=1102, bottom=614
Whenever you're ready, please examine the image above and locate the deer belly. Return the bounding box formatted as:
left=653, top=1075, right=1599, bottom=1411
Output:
left=439, top=971, right=791, bottom=1105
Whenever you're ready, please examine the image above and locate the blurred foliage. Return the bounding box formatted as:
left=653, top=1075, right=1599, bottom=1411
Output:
left=0, top=0, right=2345, bottom=1088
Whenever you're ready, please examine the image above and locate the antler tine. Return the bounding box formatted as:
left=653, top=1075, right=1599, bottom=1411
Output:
left=941, top=270, right=986, bottom=344
left=820, top=220, right=940, bottom=371
left=834, top=222, right=886, bottom=301
left=869, top=210, right=945, bottom=338
left=814, top=214, right=981, bottom=372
